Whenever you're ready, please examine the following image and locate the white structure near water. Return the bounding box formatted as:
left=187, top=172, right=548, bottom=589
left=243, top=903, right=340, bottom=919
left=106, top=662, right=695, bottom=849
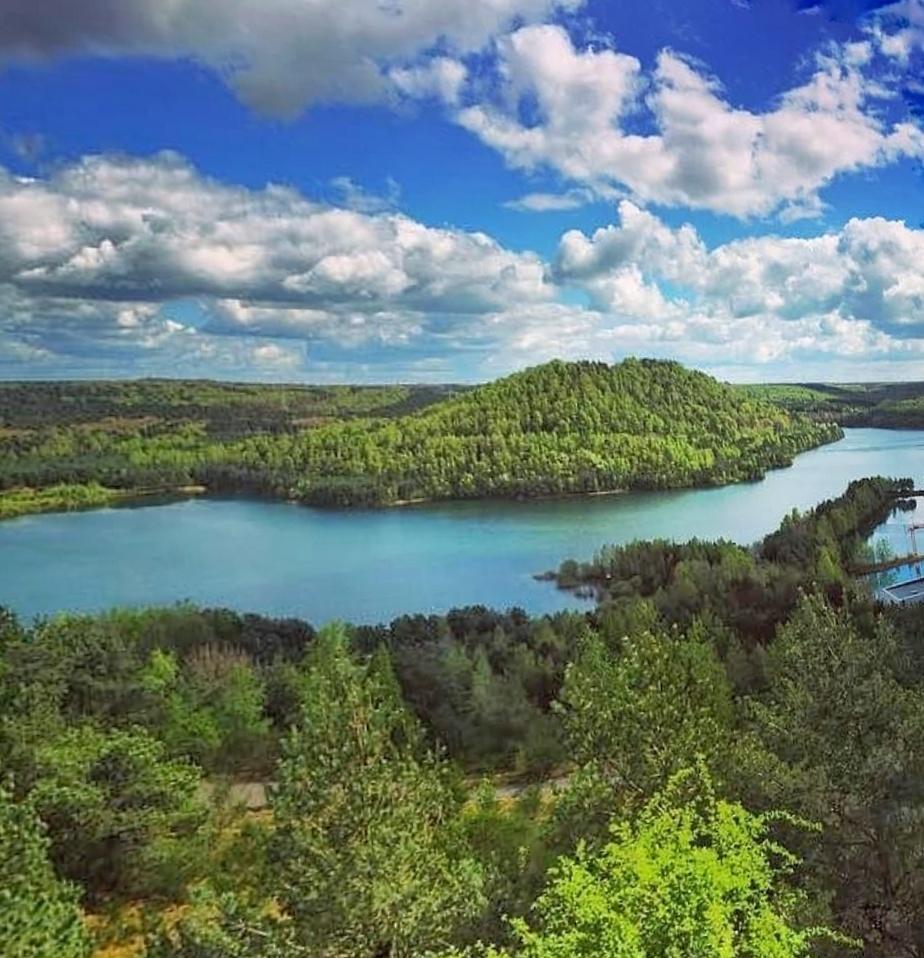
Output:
left=879, top=576, right=924, bottom=606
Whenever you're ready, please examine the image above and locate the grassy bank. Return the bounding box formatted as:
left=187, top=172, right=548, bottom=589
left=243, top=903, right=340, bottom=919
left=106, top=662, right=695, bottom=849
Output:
left=0, top=483, right=208, bottom=521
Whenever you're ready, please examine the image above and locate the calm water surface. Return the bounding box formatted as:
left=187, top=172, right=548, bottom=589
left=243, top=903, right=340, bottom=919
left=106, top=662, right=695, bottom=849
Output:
left=3, top=427, right=924, bottom=624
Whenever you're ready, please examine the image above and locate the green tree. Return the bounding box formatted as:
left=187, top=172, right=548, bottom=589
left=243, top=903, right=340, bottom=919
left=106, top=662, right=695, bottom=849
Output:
left=269, top=623, right=485, bottom=957
left=0, top=784, right=91, bottom=958
left=27, top=725, right=210, bottom=902
left=143, top=887, right=306, bottom=958
left=141, top=645, right=270, bottom=772
left=490, top=768, right=839, bottom=958
left=554, top=626, right=733, bottom=845
left=745, top=595, right=924, bottom=956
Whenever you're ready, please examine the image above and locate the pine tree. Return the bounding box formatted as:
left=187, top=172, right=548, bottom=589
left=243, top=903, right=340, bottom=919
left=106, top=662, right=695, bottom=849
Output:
left=269, top=623, right=485, bottom=957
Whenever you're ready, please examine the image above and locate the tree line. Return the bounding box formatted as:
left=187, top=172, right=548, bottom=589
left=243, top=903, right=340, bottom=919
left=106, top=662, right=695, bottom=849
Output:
left=742, top=379, right=924, bottom=428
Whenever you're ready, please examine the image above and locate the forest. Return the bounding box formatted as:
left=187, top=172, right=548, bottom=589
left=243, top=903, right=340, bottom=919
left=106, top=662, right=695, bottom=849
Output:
left=0, top=360, right=840, bottom=516
left=742, top=380, right=924, bottom=428
left=4, top=474, right=924, bottom=957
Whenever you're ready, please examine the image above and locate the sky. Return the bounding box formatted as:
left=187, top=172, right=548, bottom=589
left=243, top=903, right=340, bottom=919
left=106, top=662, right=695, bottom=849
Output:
left=0, top=0, right=922, bottom=384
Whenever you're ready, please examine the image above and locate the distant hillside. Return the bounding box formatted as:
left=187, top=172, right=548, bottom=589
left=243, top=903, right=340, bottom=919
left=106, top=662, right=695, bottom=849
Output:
left=740, top=381, right=924, bottom=429
left=0, top=378, right=460, bottom=436
left=0, top=360, right=841, bottom=514
left=225, top=359, right=842, bottom=505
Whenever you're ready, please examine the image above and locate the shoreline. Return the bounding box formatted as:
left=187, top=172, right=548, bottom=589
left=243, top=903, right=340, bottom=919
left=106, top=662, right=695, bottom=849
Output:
left=0, top=426, right=849, bottom=523
left=387, top=488, right=629, bottom=508
left=0, top=483, right=208, bottom=522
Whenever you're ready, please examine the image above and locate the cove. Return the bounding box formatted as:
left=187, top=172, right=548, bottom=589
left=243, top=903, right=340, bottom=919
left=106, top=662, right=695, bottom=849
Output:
left=2, top=427, right=924, bottom=625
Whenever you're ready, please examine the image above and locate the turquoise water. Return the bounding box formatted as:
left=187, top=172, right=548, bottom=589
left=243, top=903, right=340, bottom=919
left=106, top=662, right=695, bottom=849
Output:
left=2, top=427, right=924, bottom=624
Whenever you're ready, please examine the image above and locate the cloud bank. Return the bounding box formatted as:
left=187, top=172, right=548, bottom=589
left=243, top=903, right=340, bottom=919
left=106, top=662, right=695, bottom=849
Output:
left=553, top=199, right=924, bottom=369
left=1, top=153, right=923, bottom=380
left=0, top=153, right=554, bottom=377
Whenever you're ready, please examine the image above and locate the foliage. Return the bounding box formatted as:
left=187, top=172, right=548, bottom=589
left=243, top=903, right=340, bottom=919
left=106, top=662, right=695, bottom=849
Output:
left=744, top=595, right=924, bottom=956
left=143, top=887, right=307, bottom=958
left=0, top=601, right=586, bottom=778
left=0, top=378, right=453, bottom=432
left=140, top=645, right=271, bottom=772
left=2, top=471, right=923, bottom=955
left=25, top=725, right=210, bottom=903
left=0, top=360, right=839, bottom=513
left=553, top=625, right=734, bottom=846
left=269, top=623, right=486, bottom=957
left=0, top=481, right=121, bottom=519
left=0, top=784, right=91, bottom=958
left=487, top=767, right=838, bottom=958
left=366, top=607, right=587, bottom=770
left=459, top=783, right=552, bottom=946
left=0, top=605, right=308, bottom=779
left=741, top=379, right=924, bottom=428
left=553, top=476, right=907, bottom=645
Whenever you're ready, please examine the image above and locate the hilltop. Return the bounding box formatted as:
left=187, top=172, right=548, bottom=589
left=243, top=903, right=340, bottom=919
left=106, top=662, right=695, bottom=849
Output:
left=228, top=358, right=842, bottom=505
left=0, top=359, right=841, bottom=514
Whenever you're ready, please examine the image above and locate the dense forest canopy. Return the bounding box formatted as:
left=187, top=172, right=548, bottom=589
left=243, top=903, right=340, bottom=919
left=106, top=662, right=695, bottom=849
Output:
left=740, top=380, right=924, bottom=428
left=0, top=379, right=460, bottom=433
left=553, top=476, right=910, bottom=643
left=2, top=474, right=921, bottom=956
left=0, top=359, right=840, bottom=516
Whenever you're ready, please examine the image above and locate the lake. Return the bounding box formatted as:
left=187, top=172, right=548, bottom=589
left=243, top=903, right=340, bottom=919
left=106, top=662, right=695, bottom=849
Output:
left=2, top=427, right=924, bottom=624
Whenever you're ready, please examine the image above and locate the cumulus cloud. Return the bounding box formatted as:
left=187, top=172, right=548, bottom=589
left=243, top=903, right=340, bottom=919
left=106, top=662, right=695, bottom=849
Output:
left=456, top=23, right=924, bottom=218
left=390, top=57, right=468, bottom=105
left=0, top=278, right=312, bottom=380
left=0, top=0, right=579, bottom=116
left=552, top=199, right=924, bottom=369
left=0, top=151, right=558, bottom=375
left=3, top=150, right=924, bottom=381
left=0, top=152, right=551, bottom=309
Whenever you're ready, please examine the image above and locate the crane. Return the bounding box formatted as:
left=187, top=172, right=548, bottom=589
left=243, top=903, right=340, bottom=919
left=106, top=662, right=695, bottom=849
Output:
left=907, top=521, right=924, bottom=555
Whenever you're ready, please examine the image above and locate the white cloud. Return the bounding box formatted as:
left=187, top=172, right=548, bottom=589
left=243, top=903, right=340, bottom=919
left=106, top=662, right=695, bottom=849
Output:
left=503, top=187, right=600, bottom=211
left=390, top=57, right=468, bottom=105
left=3, top=151, right=924, bottom=381
left=0, top=152, right=559, bottom=374
left=872, top=0, right=924, bottom=63
left=456, top=23, right=924, bottom=218
left=0, top=152, right=552, bottom=312
left=250, top=342, right=303, bottom=369
left=552, top=200, right=924, bottom=371
left=554, top=200, right=706, bottom=286
left=203, top=299, right=423, bottom=347
left=0, top=0, right=579, bottom=117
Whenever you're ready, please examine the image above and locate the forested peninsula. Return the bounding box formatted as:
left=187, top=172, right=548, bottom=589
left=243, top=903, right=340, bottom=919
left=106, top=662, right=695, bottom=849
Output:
left=0, top=359, right=840, bottom=517
left=4, top=475, right=923, bottom=957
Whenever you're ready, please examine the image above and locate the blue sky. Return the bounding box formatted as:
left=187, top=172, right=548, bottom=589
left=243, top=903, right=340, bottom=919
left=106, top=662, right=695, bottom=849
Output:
left=0, top=0, right=922, bottom=382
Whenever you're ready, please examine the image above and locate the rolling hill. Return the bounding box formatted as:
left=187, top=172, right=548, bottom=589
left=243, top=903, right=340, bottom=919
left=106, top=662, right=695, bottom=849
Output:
left=0, top=359, right=842, bottom=513
left=226, top=358, right=843, bottom=504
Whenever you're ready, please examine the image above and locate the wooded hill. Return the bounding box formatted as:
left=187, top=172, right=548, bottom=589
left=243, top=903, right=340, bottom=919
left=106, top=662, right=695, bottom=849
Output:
left=741, top=379, right=924, bottom=428
left=0, top=359, right=841, bottom=514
